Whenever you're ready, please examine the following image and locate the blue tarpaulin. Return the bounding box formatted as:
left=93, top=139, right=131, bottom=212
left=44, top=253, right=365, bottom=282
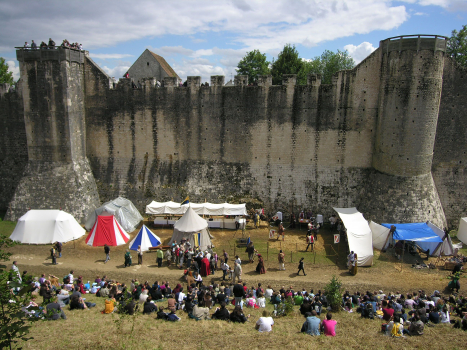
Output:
left=381, top=223, right=443, bottom=243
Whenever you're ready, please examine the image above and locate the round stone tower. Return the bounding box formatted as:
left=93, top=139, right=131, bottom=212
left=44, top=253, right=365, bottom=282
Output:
left=360, top=35, right=448, bottom=229
left=373, top=35, right=446, bottom=176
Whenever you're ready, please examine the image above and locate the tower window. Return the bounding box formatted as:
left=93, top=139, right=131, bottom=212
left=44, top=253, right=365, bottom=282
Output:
left=147, top=62, right=149, bottom=66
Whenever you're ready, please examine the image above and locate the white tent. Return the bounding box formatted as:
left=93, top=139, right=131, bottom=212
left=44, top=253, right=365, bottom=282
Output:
left=10, top=210, right=85, bottom=244
left=169, top=207, right=213, bottom=251
left=458, top=217, right=467, bottom=245
left=146, top=201, right=247, bottom=216
left=369, top=221, right=392, bottom=251
left=85, top=197, right=143, bottom=232
left=333, top=207, right=373, bottom=266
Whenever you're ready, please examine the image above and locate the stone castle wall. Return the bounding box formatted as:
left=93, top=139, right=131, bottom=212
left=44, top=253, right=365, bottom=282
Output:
left=1, top=35, right=467, bottom=228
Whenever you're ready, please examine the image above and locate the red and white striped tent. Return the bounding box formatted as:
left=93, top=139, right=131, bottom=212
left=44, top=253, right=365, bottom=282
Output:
left=85, top=212, right=130, bottom=246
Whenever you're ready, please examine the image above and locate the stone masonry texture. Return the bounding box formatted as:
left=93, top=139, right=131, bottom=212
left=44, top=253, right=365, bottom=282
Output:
left=1, top=35, right=466, bottom=229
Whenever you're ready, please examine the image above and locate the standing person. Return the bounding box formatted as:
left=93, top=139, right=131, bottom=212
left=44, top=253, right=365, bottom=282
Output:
left=223, top=249, right=229, bottom=265
left=297, top=257, right=306, bottom=276
left=232, top=261, right=242, bottom=283
left=11, top=261, right=22, bottom=283
left=137, top=245, right=143, bottom=265
left=246, top=241, right=256, bottom=263
left=220, top=259, right=229, bottom=280
left=50, top=245, right=57, bottom=265
left=104, top=244, right=110, bottom=264
left=305, top=232, right=314, bottom=252
left=278, top=250, right=285, bottom=271
left=124, top=249, right=132, bottom=267
left=277, top=222, right=285, bottom=241
left=157, top=248, right=163, bottom=267
left=200, top=255, right=210, bottom=277
left=31, top=40, right=37, bottom=49
left=233, top=279, right=246, bottom=308
left=256, top=254, right=266, bottom=274
left=55, top=241, right=62, bottom=258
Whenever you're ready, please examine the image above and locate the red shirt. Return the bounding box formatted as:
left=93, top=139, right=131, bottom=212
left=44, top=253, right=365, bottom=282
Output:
left=382, top=308, right=394, bottom=322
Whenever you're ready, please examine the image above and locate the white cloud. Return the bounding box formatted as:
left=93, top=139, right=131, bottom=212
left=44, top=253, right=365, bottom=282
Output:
left=90, top=53, right=133, bottom=59
left=344, top=42, right=377, bottom=64
left=414, top=12, right=428, bottom=15
left=7, top=60, right=19, bottom=82
left=403, top=0, right=467, bottom=11
left=102, top=64, right=131, bottom=79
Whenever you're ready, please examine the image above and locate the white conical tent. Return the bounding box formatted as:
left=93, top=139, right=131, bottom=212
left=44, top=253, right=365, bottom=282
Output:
left=10, top=210, right=85, bottom=244
left=129, top=225, right=161, bottom=252
left=169, top=207, right=213, bottom=250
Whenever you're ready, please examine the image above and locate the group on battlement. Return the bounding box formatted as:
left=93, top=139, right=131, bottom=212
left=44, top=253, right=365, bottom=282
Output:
left=21, top=38, right=83, bottom=51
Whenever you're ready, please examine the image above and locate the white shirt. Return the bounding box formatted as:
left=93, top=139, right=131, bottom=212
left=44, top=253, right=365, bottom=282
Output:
left=235, top=257, right=242, bottom=265
left=257, top=297, right=266, bottom=308
left=264, top=288, right=274, bottom=299
left=256, top=316, right=274, bottom=332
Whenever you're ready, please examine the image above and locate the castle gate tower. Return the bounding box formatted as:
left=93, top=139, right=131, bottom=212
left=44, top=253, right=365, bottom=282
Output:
left=5, top=48, right=100, bottom=223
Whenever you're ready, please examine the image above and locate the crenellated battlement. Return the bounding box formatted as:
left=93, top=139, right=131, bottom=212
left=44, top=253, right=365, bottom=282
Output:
left=3, top=35, right=467, bottom=229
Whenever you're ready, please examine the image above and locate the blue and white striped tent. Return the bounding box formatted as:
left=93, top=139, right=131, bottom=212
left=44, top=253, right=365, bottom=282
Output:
left=129, top=224, right=161, bottom=252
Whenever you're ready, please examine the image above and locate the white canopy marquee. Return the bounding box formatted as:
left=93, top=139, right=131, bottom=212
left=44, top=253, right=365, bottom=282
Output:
left=10, top=210, right=85, bottom=244
left=333, top=207, right=374, bottom=266
left=146, top=201, right=247, bottom=216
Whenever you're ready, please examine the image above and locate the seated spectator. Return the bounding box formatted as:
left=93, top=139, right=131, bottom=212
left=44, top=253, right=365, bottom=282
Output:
left=256, top=292, right=266, bottom=308
left=167, top=294, right=176, bottom=312
left=167, top=310, right=180, bottom=321
left=192, top=301, right=210, bottom=320
left=57, top=288, right=70, bottom=307
left=300, top=299, right=313, bottom=316
left=301, top=310, right=321, bottom=336
left=122, top=299, right=136, bottom=315
left=157, top=306, right=168, bottom=320
left=183, top=296, right=194, bottom=314
left=294, top=293, right=304, bottom=305
left=264, top=285, right=274, bottom=300
left=230, top=305, right=248, bottom=323
left=428, top=305, right=440, bottom=324
left=143, top=296, right=158, bottom=315
left=439, top=305, right=450, bottom=323
left=361, top=303, right=374, bottom=319
left=103, top=295, right=116, bottom=314
left=45, top=297, right=66, bottom=320
left=69, top=295, right=96, bottom=310
left=382, top=300, right=394, bottom=322
left=403, top=314, right=424, bottom=336
left=321, top=312, right=337, bottom=336
left=139, top=289, right=149, bottom=304
left=255, top=310, right=274, bottom=332
left=212, top=302, right=230, bottom=320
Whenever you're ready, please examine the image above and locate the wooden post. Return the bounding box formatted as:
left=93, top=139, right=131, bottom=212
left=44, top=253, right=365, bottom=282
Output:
left=291, top=251, right=293, bottom=262
left=267, top=242, right=269, bottom=261
left=234, top=245, right=236, bottom=258
left=314, top=251, right=316, bottom=264
left=296, top=243, right=298, bottom=252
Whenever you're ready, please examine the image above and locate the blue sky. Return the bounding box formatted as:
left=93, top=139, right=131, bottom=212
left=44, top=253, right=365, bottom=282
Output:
left=1, top=0, right=466, bottom=83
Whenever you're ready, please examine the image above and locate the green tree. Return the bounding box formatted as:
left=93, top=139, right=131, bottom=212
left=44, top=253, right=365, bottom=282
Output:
left=324, top=275, right=343, bottom=312
left=0, top=58, right=14, bottom=85
left=236, top=49, right=270, bottom=85
left=0, top=235, right=17, bottom=262
left=270, top=44, right=307, bottom=85
left=308, top=49, right=355, bottom=84
left=447, top=25, right=467, bottom=68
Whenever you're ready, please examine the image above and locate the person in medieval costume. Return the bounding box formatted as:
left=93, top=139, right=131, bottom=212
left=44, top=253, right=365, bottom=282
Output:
left=124, top=250, right=132, bottom=267
left=200, top=255, right=210, bottom=277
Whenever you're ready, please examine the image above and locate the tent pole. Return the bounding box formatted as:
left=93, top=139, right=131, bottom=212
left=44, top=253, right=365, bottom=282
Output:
left=401, top=241, right=404, bottom=272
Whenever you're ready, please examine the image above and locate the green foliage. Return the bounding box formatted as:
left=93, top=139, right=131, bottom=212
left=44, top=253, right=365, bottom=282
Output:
left=0, top=58, right=14, bottom=85
left=236, top=49, right=270, bottom=84
left=447, top=25, right=467, bottom=68
left=0, top=235, right=17, bottom=262
left=324, top=275, right=343, bottom=312
left=274, top=297, right=294, bottom=317
left=271, top=44, right=307, bottom=85
left=307, top=49, right=355, bottom=84
left=0, top=270, right=40, bottom=349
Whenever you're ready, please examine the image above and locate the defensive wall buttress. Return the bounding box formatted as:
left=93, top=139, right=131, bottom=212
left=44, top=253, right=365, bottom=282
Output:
left=1, top=35, right=467, bottom=228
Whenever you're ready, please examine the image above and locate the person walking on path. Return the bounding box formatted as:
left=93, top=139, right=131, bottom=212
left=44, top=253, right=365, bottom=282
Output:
left=278, top=250, right=285, bottom=271
left=137, top=245, right=143, bottom=265
left=277, top=222, right=285, bottom=241
left=297, top=257, right=306, bottom=276
left=104, top=244, right=110, bottom=264
left=124, top=250, right=132, bottom=267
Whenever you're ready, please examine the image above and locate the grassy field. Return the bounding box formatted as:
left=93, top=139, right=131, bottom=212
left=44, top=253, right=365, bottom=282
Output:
left=1, top=218, right=467, bottom=349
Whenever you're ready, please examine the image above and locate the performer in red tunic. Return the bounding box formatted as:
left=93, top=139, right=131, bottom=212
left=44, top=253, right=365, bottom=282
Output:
left=200, top=256, right=210, bottom=277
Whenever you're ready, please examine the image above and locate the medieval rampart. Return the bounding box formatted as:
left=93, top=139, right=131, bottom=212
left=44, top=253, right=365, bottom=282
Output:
left=1, top=35, right=466, bottom=228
